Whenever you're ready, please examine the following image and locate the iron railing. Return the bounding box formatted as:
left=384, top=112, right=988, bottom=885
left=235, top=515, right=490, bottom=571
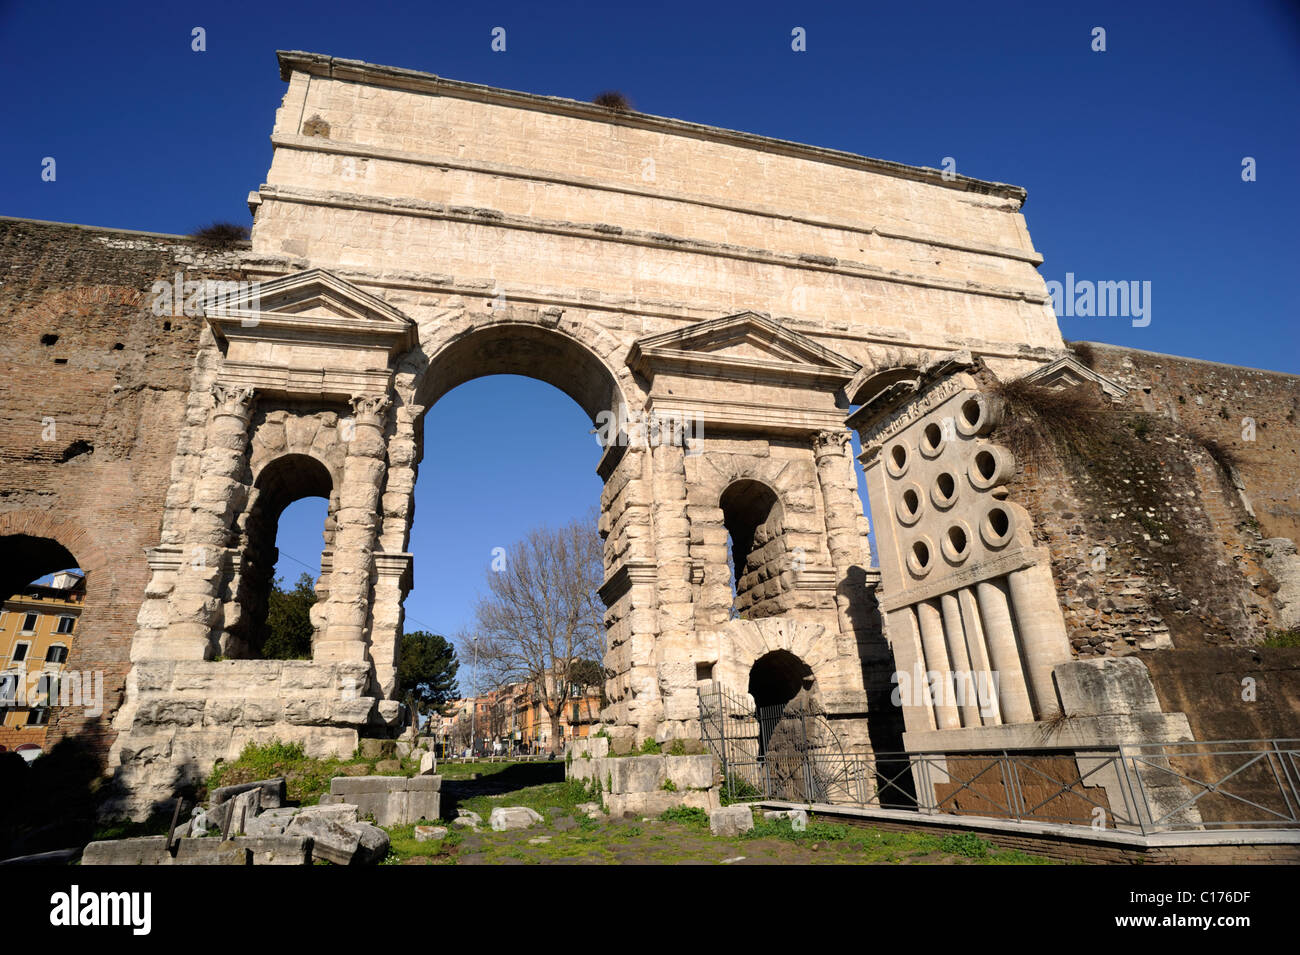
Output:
left=699, top=689, right=1299, bottom=834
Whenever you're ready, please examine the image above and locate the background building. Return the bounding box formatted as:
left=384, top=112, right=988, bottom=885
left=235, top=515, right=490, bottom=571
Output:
left=0, top=571, right=84, bottom=752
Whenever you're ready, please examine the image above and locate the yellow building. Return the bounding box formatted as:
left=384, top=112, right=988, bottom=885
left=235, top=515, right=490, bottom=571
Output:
left=0, top=571, right=84, bottom=752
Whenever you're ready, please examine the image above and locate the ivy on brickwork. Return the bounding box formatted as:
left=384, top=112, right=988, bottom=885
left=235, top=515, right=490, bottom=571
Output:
left=993, top=379, right=1274, bottom=650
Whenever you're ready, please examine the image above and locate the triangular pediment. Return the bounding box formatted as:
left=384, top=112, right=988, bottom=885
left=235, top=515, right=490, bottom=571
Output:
left=205, top=269, right=417, bottom=353
left=629, top=311, right=859, bottom=381
left=1021, top=354, right=1127, bottom=400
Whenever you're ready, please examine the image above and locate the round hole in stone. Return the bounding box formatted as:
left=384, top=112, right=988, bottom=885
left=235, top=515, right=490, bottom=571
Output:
left=947, top=524, right=968, bottom=554
left=988, top=507, right=1010, bottom=538
left=903, top=488, right=920, bottom=516
left=923, top=422, right=943, bottom=450
left=936, top=472, right=956, bottom=500
left=890, top=444, right=908, bottom=471
left=961, top=397, right=982, bottom=428
left=912, top=540, right=931, bottom=569
left=975, top=449, right=997, bottom=481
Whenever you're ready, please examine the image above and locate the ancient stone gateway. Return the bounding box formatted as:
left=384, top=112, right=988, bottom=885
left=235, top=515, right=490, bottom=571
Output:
left=12, top=50, right=1274, bottom=820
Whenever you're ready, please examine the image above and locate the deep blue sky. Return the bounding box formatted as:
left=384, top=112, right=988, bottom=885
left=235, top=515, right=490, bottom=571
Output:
left=4, top=1, right=1297, bottom=668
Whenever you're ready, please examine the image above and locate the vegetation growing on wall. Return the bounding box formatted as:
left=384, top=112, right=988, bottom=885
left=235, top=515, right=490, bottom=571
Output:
left=993, top=379, right=1269, bottom=649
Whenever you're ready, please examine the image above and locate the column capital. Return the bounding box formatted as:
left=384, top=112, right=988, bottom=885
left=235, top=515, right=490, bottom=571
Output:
left=210, top=384, right=255, bottom=420
left=349, top=393, right=391, bottom=428
left=812, top=429, right=852, bottom=457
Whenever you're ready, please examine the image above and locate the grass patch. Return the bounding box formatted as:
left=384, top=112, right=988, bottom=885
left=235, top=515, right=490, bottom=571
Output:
left=939, top=832, right=991, bottom=858
left=383, top=823, right=462, bottom=864
left=659, top=806, right=709, bottom=828
left=204, top=740, right=354, bottom=805
left=719, top=774, right=762, bottom=805
left=1262, top=627, right=1300, bottom=648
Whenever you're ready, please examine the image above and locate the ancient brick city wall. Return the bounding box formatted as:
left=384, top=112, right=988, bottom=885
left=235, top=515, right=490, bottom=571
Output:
left=997, top=369, right=1281, bottom=658
left=1077, top=341, right=1300, bottom=544
left=0, top=217, right=245, bottom=763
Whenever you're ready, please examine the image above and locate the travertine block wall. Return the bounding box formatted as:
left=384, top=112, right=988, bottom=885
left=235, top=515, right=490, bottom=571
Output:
left=252, top=52, right=1063, bottom=382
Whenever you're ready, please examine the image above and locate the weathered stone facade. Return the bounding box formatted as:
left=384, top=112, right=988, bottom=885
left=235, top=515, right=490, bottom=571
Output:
left=1, top=52, right=1297, bottom=819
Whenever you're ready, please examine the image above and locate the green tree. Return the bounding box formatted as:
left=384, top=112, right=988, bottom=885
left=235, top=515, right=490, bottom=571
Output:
left=262, top=572, right=316, bottom=659
left=397, top=632, right=460, bottom=731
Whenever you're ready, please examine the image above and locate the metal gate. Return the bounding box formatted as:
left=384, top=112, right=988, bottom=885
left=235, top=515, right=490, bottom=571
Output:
left=699, top=686, right=859, bottom=803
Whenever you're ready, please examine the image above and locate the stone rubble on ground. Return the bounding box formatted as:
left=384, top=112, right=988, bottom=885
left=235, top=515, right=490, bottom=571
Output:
left=710, top=805, right=755, bottom=837
left=489, top=807, right=543, bottom=831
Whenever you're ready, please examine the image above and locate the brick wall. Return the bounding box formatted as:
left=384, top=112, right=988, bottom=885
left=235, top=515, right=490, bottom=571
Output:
left=1077, top=341, right=1300, bottom=544
left=998, top=366, right=1284, bottom=657
left=0, top=217, right=244, bottom=765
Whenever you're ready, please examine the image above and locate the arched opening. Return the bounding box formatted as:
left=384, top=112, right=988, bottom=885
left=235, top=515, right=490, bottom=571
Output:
left=259, top=319, right=626, bottom=751
left=404, top=344, right=615, bottom=753
left=0, top=536, right=86, bottom=752
left=719, top=480, right=787, bottom=619
left=416, top=321, right=620, bottom=423
left=232, top=453, right=334, bottom=658
left=748, top=649, right=815, bottom=755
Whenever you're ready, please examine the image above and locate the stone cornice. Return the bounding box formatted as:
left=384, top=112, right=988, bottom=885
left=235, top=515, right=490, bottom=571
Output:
left=276, top=52, right=1029, bottom=205
left=877, top=546, right=1045, bottom=613
left=236, top=257, right=1063, bottom=366
left=267, top=132, right=1043, bottom=266
left=255, top=185, right=1049, bottom=305
left=597, top=560, right=658, bottom=608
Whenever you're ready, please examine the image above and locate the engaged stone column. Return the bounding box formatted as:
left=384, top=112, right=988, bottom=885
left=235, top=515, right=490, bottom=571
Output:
left=974, top=579, right=1035, bottom=724
left=650, top=436, right=694, bottom=739
left=1007, top=565, right=1072, bottom=718
left=166, top=384, right=256, bottom=659
left=813, top=431, right=873, bottom=638
left=319, top=394, right=390, bottom=665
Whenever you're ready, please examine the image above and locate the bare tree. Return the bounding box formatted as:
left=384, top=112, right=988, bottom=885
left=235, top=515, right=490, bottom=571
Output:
left=469, top=514, right=604, bottom=753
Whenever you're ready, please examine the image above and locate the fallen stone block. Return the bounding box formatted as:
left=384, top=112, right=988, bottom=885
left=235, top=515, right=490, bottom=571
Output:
left=234, top=835, right=313, bottom=865
left=489, top=807, right=543, bottom=831
left=419, top=751, right=437, bottom=775
left=210, top=776, right=286, bottom=809
left=330, top=775, right=406, bottom=796
left=375, top=759, right=402, bottom=774
left=173, top=840, right=250, bottom=865
left=82, top=837, right=169, bottom=866
left=225, top=786, right=261, bottom=837
left=298, top=803, right=359, bottom=824
left=351, top=823, right=389, bottom=865
left=710, top=806, right=754, bottom=837
left=414, top=825, right=447, bottom=842
left=244, top=807, right=301, bottom=837
left=285, top=814, right=388, bottom=865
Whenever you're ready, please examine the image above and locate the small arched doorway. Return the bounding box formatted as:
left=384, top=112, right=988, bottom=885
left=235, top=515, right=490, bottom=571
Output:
left=748, top=648, right=815, bottom=756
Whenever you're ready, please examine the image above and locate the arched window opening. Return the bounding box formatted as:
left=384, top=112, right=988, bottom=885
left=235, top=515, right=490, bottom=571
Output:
left=0, top=536, right=85, bottom=750
left=233, top=453, right=334, bottom=659
left=719, top=480, right=786, bottom=620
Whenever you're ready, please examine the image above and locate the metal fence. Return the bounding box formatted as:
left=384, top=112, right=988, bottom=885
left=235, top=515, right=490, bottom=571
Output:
left=698, top=689, right=1299, bottom=834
